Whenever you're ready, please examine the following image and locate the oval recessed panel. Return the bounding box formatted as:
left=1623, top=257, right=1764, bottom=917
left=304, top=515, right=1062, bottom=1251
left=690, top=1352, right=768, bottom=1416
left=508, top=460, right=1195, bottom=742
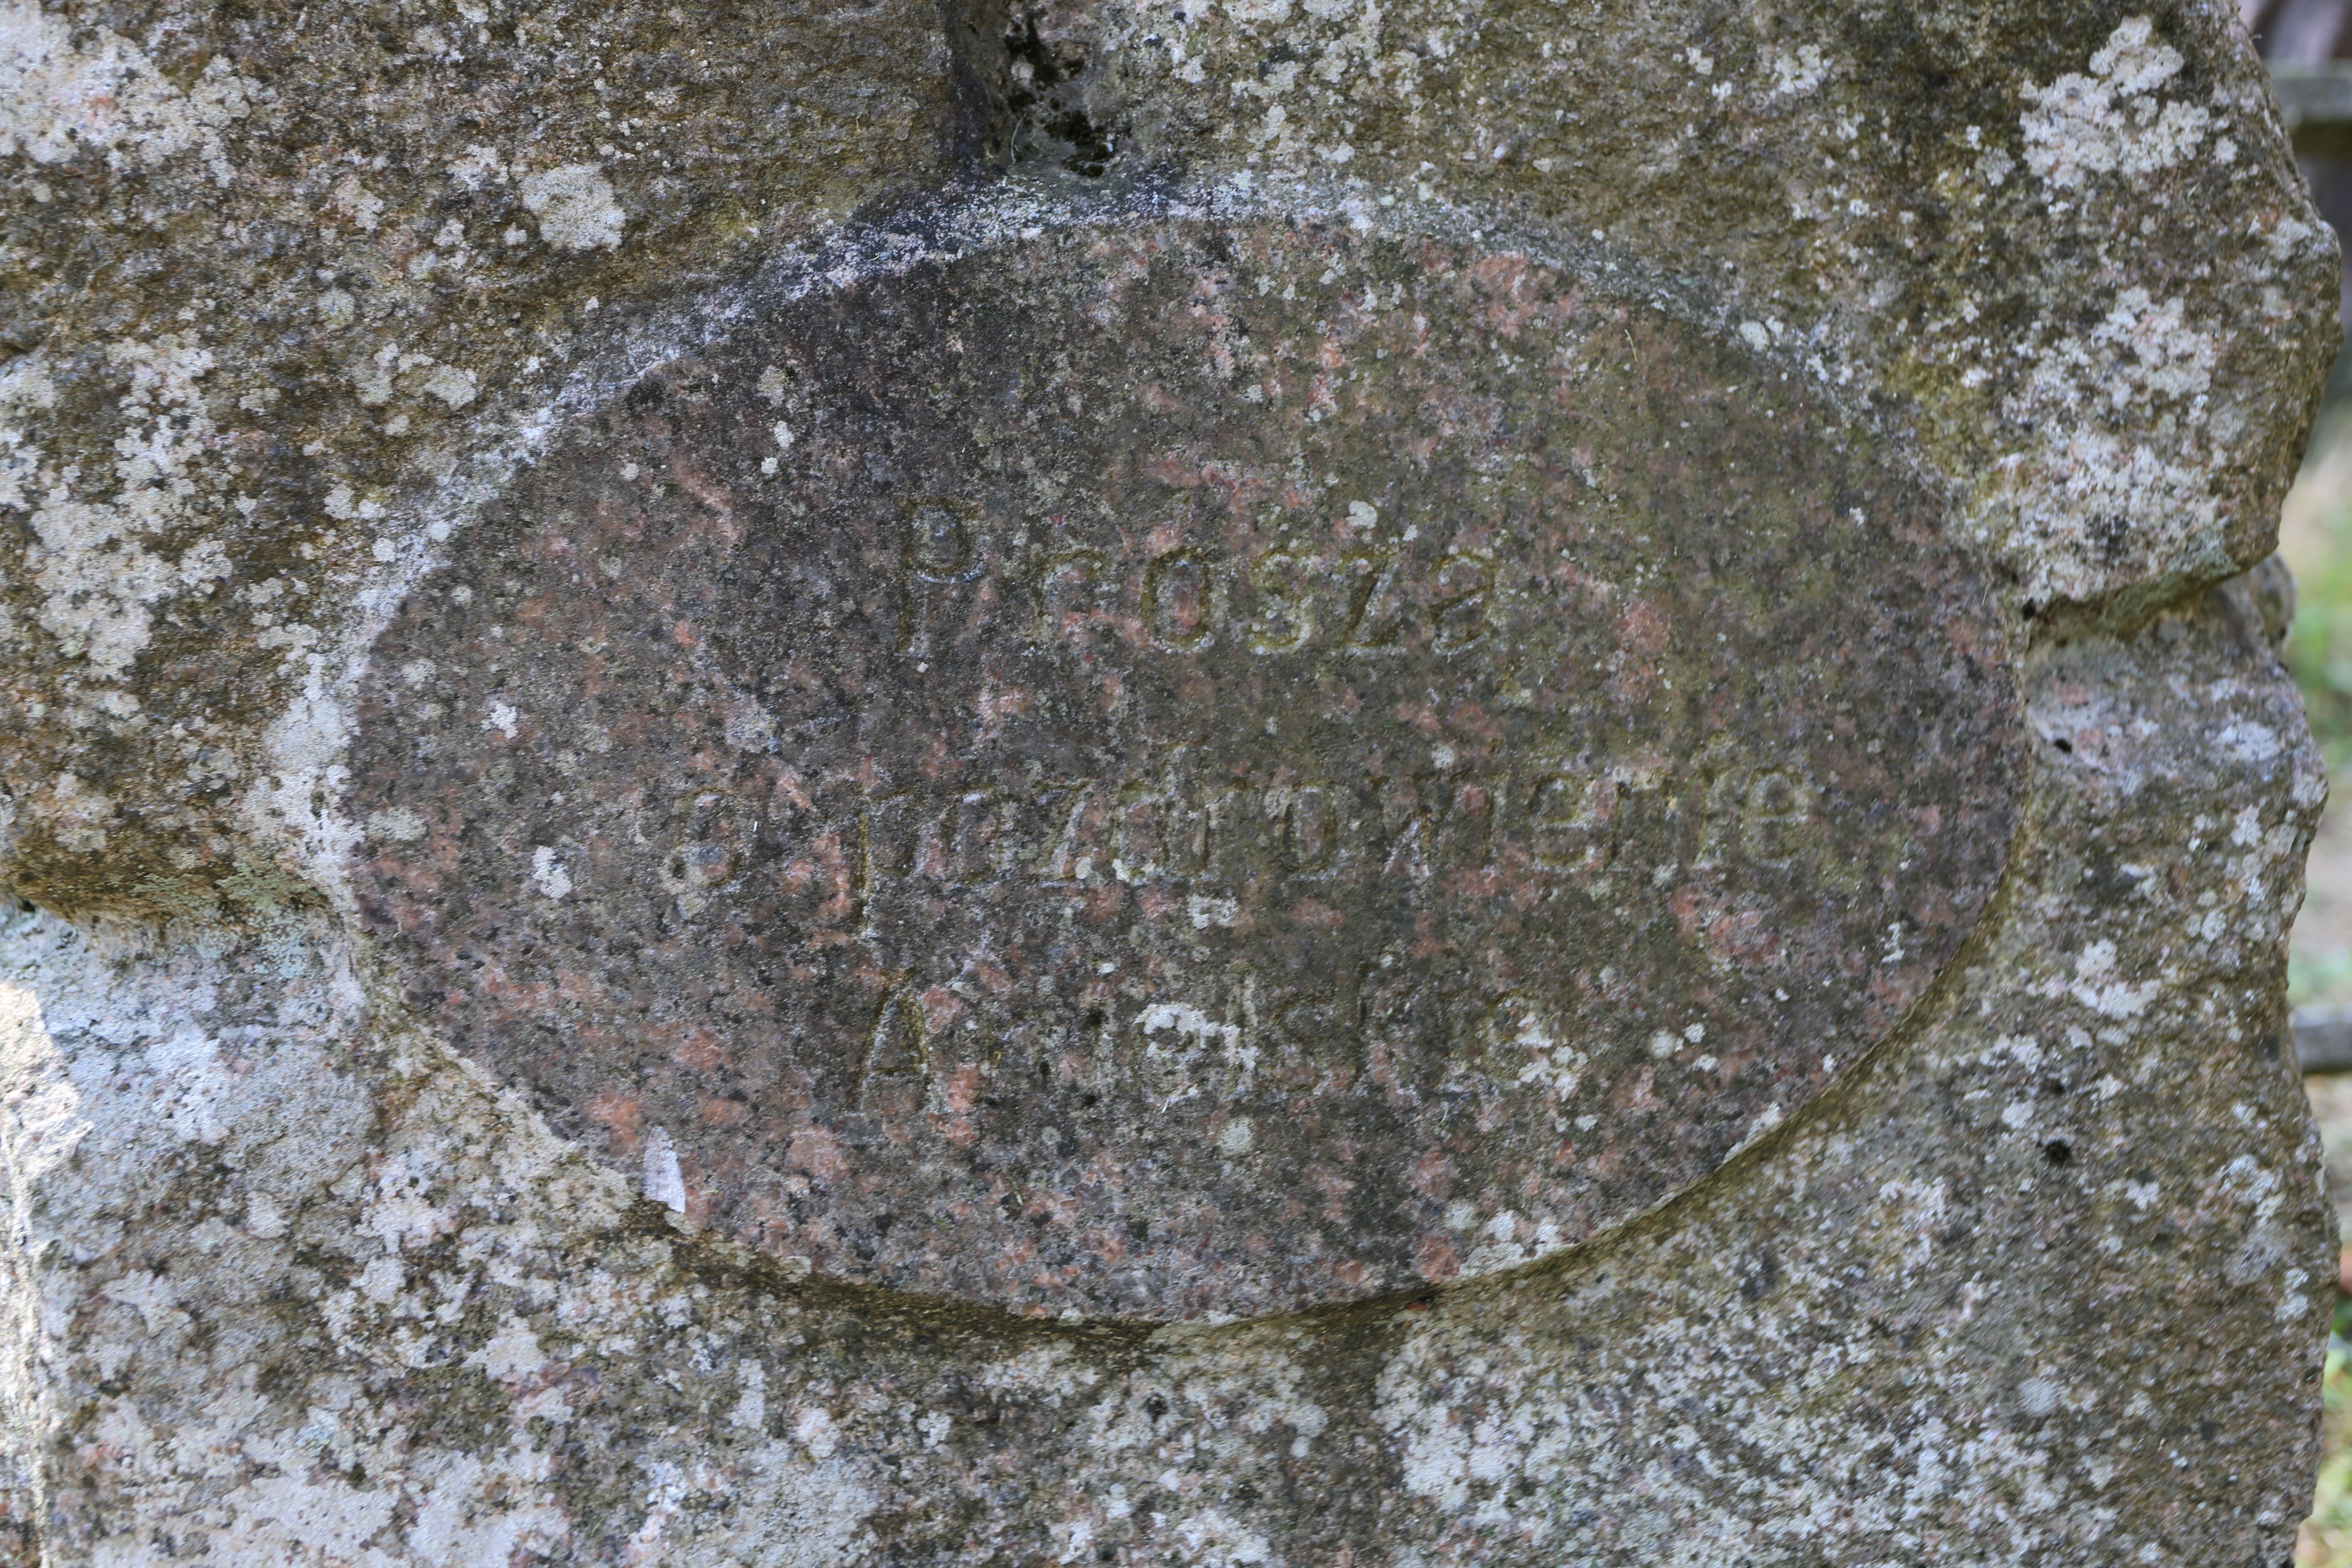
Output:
left=347, top=220, right=2021, bottom=1320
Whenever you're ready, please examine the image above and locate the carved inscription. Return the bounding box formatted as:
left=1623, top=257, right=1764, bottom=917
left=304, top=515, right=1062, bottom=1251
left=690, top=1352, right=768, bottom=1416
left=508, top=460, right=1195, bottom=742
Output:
left=769, top=755, right=1842, bottom=953
left=755, top=748, right=1846, bottom=1111
left=892, top=516, right=1500, bottom=659
left=350, top=220, right=2022, bottom=1319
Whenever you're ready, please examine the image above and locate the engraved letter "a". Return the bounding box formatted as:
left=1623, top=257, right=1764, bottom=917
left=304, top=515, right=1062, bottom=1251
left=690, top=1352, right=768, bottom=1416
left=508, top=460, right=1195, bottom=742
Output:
left=857, top=988, right=931, bottom=1109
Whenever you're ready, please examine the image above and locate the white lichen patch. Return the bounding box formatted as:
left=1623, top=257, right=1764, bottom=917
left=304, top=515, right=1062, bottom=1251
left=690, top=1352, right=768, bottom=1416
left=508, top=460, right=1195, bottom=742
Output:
left=1497, top=996, right=1585, bottom=1097
left=365, top=806, right=426, bottom=843
left=447, top=142, right=509, bottom=191
left=2025, top=287, right=2216, bottom=414
left=530, top=844, right=572, bottom=900
left=20, top=334, right=236, bottom=679
left=330, top=172, right=385, bottom=232
left=2019, top=18, right=2207, bottom=193
left=0, top=1, right=255, bottom=183
left=1088, top=1337, right=1327, bottom=1464
left=1762, top=43, right=1829, bottom=97
left=0, top=349, right=54, bottom=510
left=0, top=909, right=893, bottom=1568
left=1985, top=284, right=2233, bottom=606
left=238, top=653, right=362, bottom=907
left=519, top=164, right=627, bottom=252
left=2062, top=938, right=2156, bottom=1020
left=421, top=364, right=480, bottom=410
left=1456, top=1208, right=1567, bottom=1276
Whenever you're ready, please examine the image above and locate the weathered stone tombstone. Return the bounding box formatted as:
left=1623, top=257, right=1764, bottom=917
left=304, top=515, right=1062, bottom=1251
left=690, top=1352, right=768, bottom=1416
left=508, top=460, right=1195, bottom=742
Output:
left=0, top=1, right=2337, bottom=1563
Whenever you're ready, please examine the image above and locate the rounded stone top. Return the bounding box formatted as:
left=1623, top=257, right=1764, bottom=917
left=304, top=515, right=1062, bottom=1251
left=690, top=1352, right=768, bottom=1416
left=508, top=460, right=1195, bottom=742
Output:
left=347, top=215, right=2022, bottom=1320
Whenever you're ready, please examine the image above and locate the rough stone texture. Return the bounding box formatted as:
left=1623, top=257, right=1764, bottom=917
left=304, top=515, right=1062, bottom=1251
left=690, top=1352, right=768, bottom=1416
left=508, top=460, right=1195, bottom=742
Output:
left=345, top=221, right=2021, bottom=1319
left=0, top=0, right=2338, bottom=1563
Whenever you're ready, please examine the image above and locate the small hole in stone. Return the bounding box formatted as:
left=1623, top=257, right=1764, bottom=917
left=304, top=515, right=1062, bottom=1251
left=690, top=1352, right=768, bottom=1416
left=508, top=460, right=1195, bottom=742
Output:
left=2042, top=1138, right=2072, bottom=1166
left=2051, top=737, right=2073, bottom=753
left=1002, top=14, right=1115, bottom=177
left=1144, top=1394, right=1169, bottom=1421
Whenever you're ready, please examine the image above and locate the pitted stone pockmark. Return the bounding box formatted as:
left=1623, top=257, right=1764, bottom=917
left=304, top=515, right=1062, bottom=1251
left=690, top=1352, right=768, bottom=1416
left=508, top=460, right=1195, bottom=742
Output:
left=348, top=217, right=2024, bottom=1320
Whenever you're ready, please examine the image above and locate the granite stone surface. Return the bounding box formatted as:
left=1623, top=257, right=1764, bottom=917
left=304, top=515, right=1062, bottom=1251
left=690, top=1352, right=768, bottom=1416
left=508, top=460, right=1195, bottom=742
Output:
left=0, top=0, right=2336, bottom=1563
